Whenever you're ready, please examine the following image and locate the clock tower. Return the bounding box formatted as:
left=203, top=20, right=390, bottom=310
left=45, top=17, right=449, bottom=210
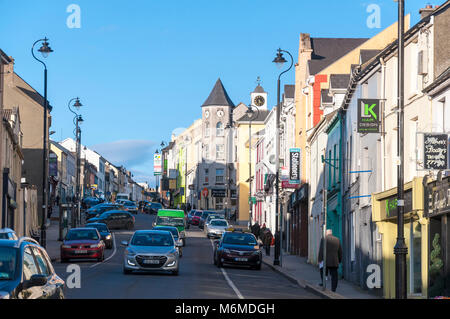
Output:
left=251, top=80, right=268, bottom=110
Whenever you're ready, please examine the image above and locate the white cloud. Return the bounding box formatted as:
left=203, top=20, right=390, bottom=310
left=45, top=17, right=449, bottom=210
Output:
left=91, top=139, right=155, bottom=168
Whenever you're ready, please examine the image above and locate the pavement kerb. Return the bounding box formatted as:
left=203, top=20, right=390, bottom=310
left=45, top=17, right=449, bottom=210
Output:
left=262, top=259, right=346, bottom=299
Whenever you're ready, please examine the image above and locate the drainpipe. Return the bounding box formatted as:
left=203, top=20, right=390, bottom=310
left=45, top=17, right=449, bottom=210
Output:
left=380, top=57, right=386, bottom=191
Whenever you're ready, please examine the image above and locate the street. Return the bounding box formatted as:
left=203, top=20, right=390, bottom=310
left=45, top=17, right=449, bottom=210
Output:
left=53, top=213, right=319, bottom=299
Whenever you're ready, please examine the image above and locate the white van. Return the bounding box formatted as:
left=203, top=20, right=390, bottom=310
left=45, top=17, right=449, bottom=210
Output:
left=116, top=193, right=130, bottom=201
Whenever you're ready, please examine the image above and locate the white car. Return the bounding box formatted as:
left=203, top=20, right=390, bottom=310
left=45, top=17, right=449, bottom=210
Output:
left=206, top=219, right=229, bottom=239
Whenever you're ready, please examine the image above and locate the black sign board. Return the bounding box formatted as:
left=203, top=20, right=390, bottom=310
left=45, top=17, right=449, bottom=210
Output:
left=357, top=99, right=381, bottom=133
left=423, top=133, right=448, bottom=170
left=211, top=189, right=226, bottom=198
left=425, top=177, right=450, bottom=218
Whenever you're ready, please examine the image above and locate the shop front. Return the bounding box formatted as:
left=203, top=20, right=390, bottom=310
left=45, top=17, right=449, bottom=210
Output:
left=424, top=175, right=450, bottom=298
left=288, top=184, right=308, bottom=257
left=372, top=177, right=429, bottom=299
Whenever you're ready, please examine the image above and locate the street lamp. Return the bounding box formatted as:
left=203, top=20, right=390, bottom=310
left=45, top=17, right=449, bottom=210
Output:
left=68, top=97, right=84, bottom=227
left=394, top=0, right=407, bottom=299
left=272, top=48, right=293, bottom=266
left=32, top=37, right=53, bottom=248
left=246, top=105, right=260, bottom=228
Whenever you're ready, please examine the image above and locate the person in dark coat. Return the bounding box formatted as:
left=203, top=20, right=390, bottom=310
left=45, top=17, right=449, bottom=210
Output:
left=318, top=229, right=342, bottom=292
left=263, top=228, right=273, bottom=256
left=259, top=223, right=267, bottom=242
left=251, top=222, right=260, bottom=239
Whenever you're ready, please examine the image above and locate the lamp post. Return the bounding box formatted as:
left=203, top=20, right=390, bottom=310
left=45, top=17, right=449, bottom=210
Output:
left=246, top=105, right=260, bottom=227
left=32, top=37, right=53, bottom=248
left=272, top=48, right=293, bottom=266
left=394, top=0, right=407, bottom=299
left=68, top=97, right=84, bottom=227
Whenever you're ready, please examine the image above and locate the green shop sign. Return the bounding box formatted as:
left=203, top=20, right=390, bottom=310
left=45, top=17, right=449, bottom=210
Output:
left=382, top=189, right=413, bottom=219
left=357, top=99, right=381, bottom=133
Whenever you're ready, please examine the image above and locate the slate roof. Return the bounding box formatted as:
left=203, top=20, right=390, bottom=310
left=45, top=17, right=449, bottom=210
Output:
left=237, top=109, right=270, bottom=122
left=284, top=85, right=295, bottom=99
left=308, top=38, right=369, bottom=75
left=360, top=49, right=381, bottom=64
left=201, top=78, right=235, bottom=107
left=321, top=89, right=333, bottom=104
left=329, top=74, right=350, bottom=90
left=253, top=84, right=266, bottom=93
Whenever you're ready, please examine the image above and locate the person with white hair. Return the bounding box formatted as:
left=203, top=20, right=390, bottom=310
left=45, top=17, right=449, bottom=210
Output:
left=318, top=229, right=342, bottom=292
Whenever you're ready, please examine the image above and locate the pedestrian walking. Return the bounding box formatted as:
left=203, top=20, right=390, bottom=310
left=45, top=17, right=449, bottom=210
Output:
left=251, top=222, right=260, bottom=238
left=318, top=229, right=342, bottom=292
left=259, top=223, right=266, bottom=242
left=56, top=195, right=60, bottom=206
left=264, top=228, right=273, bottom=256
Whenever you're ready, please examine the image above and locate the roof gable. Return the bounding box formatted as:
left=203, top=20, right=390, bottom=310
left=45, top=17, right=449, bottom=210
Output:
left=201, top=78, right=235, bottom=107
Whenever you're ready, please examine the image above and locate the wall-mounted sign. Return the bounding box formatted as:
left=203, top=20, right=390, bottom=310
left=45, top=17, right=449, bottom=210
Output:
left=212, top=189, right=226, bottom=198
left=289, top=148, right=301, bottom=185
left=425, top=177, right=450, bottom=218
left=357, top=99, right=381, bottom=133
left=49, top=153, right=58, bottom=177
left=381, top=189, right=413, bottom=220
left=202, top=188, right=209, bottom=198
left=423, top=133, right=448, bottom=170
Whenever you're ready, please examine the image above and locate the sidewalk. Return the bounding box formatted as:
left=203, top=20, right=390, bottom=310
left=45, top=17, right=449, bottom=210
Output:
left=45, top=206, right=62, bottom=262
left=261, top=246, right=380, bottom=299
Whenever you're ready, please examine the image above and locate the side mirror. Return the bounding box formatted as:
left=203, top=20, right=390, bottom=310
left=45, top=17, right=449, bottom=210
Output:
left=121, top=241, right=128, bottom=246
left=24, top=274, right=47, bottom=289
left=152, top=222, right=156, bottom=227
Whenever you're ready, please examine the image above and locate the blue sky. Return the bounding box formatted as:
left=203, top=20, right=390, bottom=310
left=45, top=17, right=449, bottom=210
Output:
left=0, top=0, right=435, bottom=184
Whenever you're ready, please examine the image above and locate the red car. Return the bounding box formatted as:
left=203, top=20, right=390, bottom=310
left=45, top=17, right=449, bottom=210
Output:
left=190, top=210, right=203, bottom=226
left=61, top=227, right=105, bottom=262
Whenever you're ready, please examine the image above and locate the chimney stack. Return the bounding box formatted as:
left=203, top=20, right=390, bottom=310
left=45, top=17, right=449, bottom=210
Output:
left=419, top=4, right=435, bottom=20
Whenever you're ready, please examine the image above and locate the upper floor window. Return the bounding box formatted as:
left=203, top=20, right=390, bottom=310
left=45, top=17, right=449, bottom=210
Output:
left=216, top=122, right=224, bottom=136
left=205, top=123, right=210, bottom=138
left=216, top=145, right=224, bottom=160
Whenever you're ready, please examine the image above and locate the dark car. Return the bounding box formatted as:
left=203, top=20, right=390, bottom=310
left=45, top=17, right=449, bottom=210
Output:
left=85, top=203, right=125, bottom=220
left=121, top=200, right=138, bottom=214
left=85, top=223, right=113, bottom=249
left=199, top=211, right=215, bottom=229
left=0, top=237, right=65, bottom=299
left=86, top=210, right=135, bottom=230
left=61, top=228, right=105, bottom=262
left=82, top=197, right=101, bottom=209
left=190, top=210, right=203, bottom=226
left=145, top=202, right=163, bottom=214
left=213, top=231, right=262, bottom=270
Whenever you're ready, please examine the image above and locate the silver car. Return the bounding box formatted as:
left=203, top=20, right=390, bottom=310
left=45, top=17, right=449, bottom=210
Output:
left=122, top=230, right=181, bottom=275
left=206, top=219, right=229, bottom=239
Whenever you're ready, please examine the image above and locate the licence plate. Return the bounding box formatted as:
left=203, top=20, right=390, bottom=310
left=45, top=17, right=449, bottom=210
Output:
left=143, top=259, right=160, bottom=264
left=235, top=258, right=248, bottom=262
left=75, top=250, right=87, bottom=254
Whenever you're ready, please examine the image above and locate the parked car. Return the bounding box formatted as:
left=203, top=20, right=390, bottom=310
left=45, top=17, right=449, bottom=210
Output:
left=145, top=202, right=163, bottom=214
left=199, top=211, right=216, bottom=229
left=86, top=210, right=135, bottom=230
left=85, top=223, right=113, bottom=249
left=85, top=203, right=125, bottom=220
left=121, top=200, right=139, bottom=214
left=205, top=219, right=229, bottom=239
left=190, top=210, right=203, bottom=226
left=121, top=230, right=182, bottom=275
left=0, top=228, right=18, bottom=240
left=213, top=230, right=262, bottom=270
left=82, top=197, right=101, bottom=209
left=152, top=226, right=183, bottom=257
left=60, top=228, right=105, bottom=263
left=0, top=236, right=65, bottom=299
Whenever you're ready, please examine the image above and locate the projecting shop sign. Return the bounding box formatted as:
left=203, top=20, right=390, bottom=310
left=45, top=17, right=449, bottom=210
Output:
left=289, top=148, right=301, bottom=185
left=423, top=133, right=448, bottom=170
left=357, top=99, right=381, bottom=133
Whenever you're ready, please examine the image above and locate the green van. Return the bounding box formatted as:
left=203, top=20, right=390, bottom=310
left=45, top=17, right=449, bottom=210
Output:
left=153, top=209, right=186, bottom=246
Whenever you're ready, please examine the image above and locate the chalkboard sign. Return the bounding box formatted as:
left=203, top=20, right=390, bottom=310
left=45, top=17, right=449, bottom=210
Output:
left=423, top=133, right=448, bottom=170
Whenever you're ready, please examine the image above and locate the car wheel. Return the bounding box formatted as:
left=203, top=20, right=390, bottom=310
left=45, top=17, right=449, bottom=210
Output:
left=254, top=263, right=262, bottom=270
left=213, top=254, right=217, bottom=265
left=123, top=268, right=132, bottom=275
left=182, top=238, right=185, bottom=247
left=172, top=268, right=179, bottom=276
left=217, top=257, right=223, bottom=268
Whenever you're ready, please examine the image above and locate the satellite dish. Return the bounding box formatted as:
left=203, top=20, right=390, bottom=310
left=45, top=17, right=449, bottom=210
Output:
left=269, top=155, right=276, bottom=165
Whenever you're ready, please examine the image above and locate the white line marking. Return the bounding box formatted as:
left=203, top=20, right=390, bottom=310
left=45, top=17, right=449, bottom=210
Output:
left=90, top=233, right=117, bottom=268
left=209, top=239, right=244, bottom=299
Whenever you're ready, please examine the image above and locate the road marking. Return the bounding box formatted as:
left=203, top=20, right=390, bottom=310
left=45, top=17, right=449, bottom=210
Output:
left=209, top=239, right=244, bottom=299
left=89, top=232, right=117, bottom=268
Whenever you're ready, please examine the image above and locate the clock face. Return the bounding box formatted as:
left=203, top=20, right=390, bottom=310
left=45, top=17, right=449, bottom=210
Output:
left=217, top=110, right=224, bottom=117
left=254, top=95, right=265, bottom=107
left=205, top=110, right=210, bottom=118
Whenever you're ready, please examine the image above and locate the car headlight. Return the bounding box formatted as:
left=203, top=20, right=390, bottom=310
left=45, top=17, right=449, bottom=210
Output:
left=61, top=245, right=71, bottom=249
left=90, top=243, right=102, bottom=248
left=223, top=248, right=231, bottom=254
left=105, top=235, right=111, bottom=240
left=126, top=248, right=136, bottom=256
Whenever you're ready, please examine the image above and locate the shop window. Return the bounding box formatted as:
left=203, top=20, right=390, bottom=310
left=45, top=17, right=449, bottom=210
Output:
left=409, top=219, right=422, bottom=295
left=428, top=216, right=448, bottom=298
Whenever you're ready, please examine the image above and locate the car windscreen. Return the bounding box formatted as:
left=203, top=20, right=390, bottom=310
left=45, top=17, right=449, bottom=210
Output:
left=223, top=233, right=257, bottom=246
left=156, top=216, right=184, bottom=227
left=66, top=229, right=100, bottom=241
left=131, top=233, right=174, bottom=246
left=153, top=227, right=178, bottom=238
left=0, top=247, right=17, bottom=280
left=210, top=220, right=228, bottom=227
left=151, top=203, right=162, bottom=208
left=0, top=233, right=11, bottom=239
left=88, top=224, right=108, bottom=232
left=194, top=211, right=203, bottom=216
